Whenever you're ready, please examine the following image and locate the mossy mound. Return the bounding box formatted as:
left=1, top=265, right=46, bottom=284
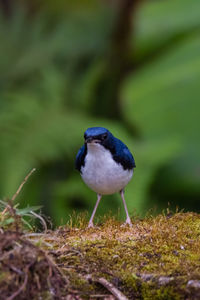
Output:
left=1, top=212, right=200, bottom=299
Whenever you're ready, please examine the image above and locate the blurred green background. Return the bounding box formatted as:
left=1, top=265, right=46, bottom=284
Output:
left=0, top=0, right=200, bottom=226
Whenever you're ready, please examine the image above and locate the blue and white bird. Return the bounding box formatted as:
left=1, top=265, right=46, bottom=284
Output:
left=75, top=127, right=136, bottom=228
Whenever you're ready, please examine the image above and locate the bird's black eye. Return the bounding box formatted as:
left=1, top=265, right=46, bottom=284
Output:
left=102, top=133, right=108, bottom=140
left=84, top=133, right=87, bottom=139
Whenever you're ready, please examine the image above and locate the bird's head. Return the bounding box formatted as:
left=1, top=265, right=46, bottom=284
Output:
left=84, top=127, right=113, bottom=147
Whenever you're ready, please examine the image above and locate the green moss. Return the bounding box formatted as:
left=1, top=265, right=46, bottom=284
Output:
left=68, top=272, right=94, bottom=295
left=56, top=212, right=200, bottom=298
left=141, top=283, right=181, bottom=300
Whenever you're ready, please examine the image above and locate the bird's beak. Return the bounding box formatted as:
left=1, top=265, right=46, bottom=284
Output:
left=85, top=137, right=100, bottom=144
left=85, top=137, right=93, bottom=143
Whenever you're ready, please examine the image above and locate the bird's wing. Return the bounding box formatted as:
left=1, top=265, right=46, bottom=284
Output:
left=75, top=144, right=87, bottom=172
left=113, top=139, right=136, bottom=170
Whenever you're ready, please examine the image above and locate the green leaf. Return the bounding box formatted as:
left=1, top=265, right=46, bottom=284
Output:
left=21, top=218, right=34, bottom=230
left=0, top=217, right=15, bottom=226
left=17, top=206, right=42, bottom=216
left=134, top=0, right=200, bottom=60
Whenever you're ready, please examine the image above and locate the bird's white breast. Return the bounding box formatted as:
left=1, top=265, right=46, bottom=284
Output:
left=81, top=143, right=133, bottom=195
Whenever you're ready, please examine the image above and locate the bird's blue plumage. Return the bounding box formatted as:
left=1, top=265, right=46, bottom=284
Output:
left=75, top=127, right=136, bottom=172
left=84, top=127, right=108, bottom=138
left=75, top=144, right=87, bottom=173
left=111, top=137, right=136, bottom=170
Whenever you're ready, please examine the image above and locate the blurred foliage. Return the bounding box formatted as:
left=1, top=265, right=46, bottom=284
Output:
left=0, top=0, right=199, bottom=226
left=123, top=0, right=200, bottom=211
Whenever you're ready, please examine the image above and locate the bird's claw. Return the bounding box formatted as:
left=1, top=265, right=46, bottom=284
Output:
left=121, top=219, right=133, bottom=227
left=87, top=222, right=94, bottom=228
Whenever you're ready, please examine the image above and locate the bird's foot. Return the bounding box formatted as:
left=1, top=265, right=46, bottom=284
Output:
left=87, top=222, right=94, bottom=228
left=121, top=218, right=133, bottom=227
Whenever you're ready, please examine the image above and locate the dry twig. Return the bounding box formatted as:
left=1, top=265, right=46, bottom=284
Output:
left=7, top=273, right=28, bottom=300
left=30, top=210, right=47, bottom=233
left=11, top=168, right=36, bottom=202
left=2, top=168, right=36, bottom=216
left=20, top=237, right=70, bottom=286
left=6, top=262, right=32, bottom=300
left=94, top=277, right=129, bottom=300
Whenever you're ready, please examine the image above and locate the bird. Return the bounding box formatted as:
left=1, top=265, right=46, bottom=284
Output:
left=75, top=127, right=136, bottom=228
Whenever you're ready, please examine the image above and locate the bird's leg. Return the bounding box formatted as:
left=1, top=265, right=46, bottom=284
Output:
left=120, top=189, right=132, bottom=227
left=88, top=194, right=102, bottom=228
